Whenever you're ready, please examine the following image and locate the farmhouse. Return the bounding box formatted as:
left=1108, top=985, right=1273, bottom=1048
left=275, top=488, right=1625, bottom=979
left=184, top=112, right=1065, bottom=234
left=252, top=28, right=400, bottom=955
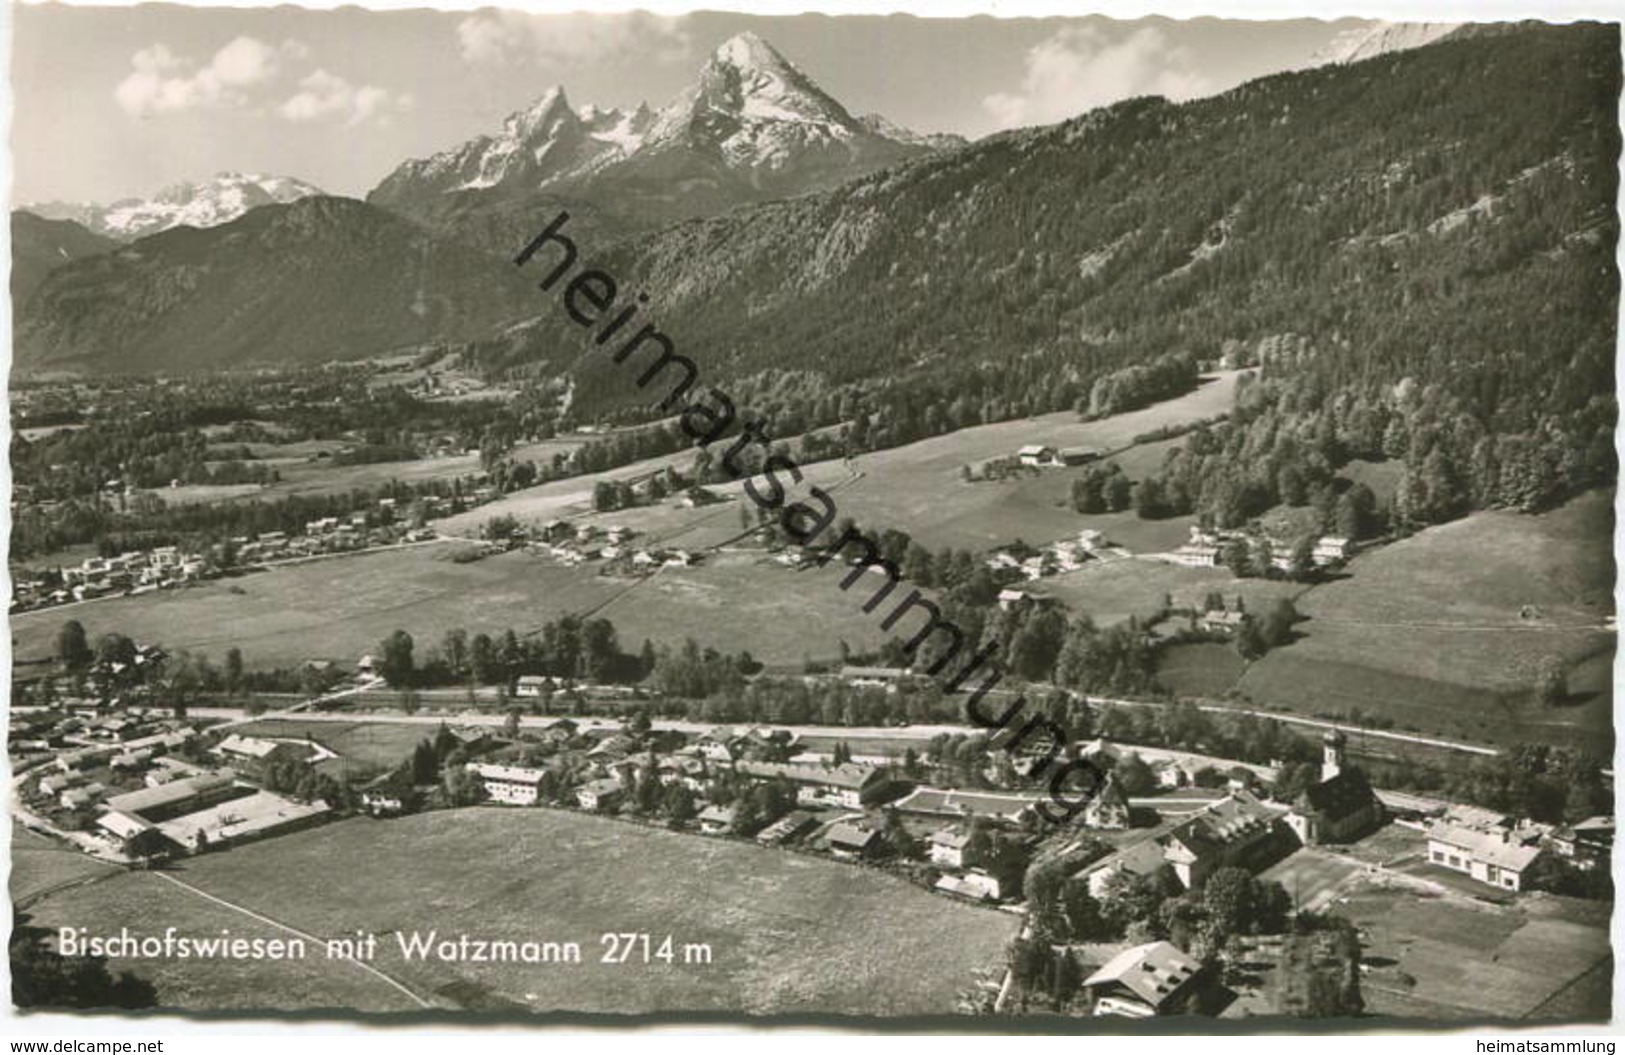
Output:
left=1078, top=836, right=1169, bottom=898
left=1285, top=731, right=1383, bottom=846
left=734, top=761, right=895, bottom=809
left=826, top=822, right=881, bottom=860
left=467, top=763, right=547, bottom=806
left=360, top=775, right=410, bottom=817
left=1017, top=444, right=1058, bottom=467
left=927, top=828, right=973, bottom=868
left=1199, top=609, right=1247, bottom=633
left=1083, top=941, right=1210, bottom=1018
left=1313, top=536, right=1352, bottom=565
left=935, top=870, right=1002, bottom=902
left=1168, top=541, right=1222, bottom=568
left=216, top=734, right=315, bottom=770
left=1549, top=816, right=1614, bottom=870
left=515, top=675, right=563, bottom=697
left=697, top=804, right=737, bottom=835
left=576, top=778, right=623, bottom=812
left=1426, top=818, right=1545, bottom=891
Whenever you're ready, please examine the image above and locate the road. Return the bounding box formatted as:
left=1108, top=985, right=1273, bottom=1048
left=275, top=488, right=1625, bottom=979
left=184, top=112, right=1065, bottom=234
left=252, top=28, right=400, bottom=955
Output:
left=192, top=678, right=1498, bottom=762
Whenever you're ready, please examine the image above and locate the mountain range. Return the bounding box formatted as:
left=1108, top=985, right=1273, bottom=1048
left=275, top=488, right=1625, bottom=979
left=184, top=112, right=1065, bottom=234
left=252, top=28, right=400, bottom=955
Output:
left=369, top=32, right=965, bottom=250
left=11, top=23, right=1619, bottom=393
left=23, top=172, right=325, bottom=242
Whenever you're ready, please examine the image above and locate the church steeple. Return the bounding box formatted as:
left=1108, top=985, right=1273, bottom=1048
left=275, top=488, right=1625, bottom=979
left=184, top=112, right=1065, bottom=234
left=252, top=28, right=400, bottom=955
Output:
left=1322, top=729, right=1347, bottom=783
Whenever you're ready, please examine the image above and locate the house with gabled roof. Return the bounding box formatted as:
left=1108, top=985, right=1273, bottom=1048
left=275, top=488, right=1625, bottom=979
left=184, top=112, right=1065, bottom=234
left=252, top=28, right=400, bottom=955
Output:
left=734, top=760, right=895, bottom=809
left=1083, top=941, right=1210, bottom=1017
left=826, top=822, right=881, bottom=860
left=1158, top=791, right=1283, bottom=888
left=927, top=827, right=973, bottom=868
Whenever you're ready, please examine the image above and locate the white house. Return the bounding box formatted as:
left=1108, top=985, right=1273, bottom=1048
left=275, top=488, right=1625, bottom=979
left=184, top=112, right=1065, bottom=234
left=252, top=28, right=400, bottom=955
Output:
left=466, top=763, right=546, bottom=806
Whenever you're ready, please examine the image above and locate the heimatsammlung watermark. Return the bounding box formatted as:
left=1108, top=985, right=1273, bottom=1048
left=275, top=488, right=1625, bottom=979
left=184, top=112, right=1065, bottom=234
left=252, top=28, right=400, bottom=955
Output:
left=515, top=212, right=1107, bottom=824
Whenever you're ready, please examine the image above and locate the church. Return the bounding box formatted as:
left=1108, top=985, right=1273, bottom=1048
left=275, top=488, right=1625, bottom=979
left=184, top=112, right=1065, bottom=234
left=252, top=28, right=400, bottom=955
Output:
left=1284, top=730, right=1384, bottom=846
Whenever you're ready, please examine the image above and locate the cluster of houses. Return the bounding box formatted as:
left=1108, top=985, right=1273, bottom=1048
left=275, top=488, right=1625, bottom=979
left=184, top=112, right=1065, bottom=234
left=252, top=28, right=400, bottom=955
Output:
left=528, top=520, right=696, bottom=571
left=13, top=498, right=450, bottom=614
left=231, top=512, right=435, bottom=565
left=15, top=549, right=213, bottom=611
left=13, top=711, right=334, bottom=858
left=1164, top=524, right=1352, bottom=571
left=985, top=529, right=1115, bottom=583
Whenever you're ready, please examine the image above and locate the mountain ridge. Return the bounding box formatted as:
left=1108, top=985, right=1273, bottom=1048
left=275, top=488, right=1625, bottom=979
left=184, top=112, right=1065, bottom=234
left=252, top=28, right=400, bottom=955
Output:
left=367, top=31, right=964, bottom=248
left=24, top=172, right=326, bottom=241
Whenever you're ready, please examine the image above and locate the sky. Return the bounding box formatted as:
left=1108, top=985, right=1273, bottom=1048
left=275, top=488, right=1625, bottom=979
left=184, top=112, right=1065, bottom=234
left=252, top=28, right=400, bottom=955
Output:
left=10, top=5, right=1357, bottom=205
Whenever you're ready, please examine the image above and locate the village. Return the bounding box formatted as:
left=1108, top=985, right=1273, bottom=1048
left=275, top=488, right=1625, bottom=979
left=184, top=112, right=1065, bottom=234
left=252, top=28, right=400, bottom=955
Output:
left=8, top=652, right=1613, bottom=1020
left=8, top=493, right=472, bottom=615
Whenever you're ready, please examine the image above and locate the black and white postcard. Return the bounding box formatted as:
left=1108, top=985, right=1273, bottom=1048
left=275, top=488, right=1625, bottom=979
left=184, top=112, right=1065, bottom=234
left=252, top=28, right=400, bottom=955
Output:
left=6, top=1, right=1620, bottom=1029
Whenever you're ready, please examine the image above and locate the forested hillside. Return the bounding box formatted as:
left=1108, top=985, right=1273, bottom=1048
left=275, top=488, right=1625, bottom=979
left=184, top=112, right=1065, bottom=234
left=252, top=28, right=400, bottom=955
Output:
left=470, top=22, right=1617, bottom=529
left=16, top=197, right=539, bottom=371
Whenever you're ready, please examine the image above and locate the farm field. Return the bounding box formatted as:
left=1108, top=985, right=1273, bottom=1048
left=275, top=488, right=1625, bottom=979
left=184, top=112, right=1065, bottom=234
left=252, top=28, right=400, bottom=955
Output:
left=10, top=545, right=892, bottom=671
left=1238, top=491, right=1615, bottom=750
left=1340, top=881, right=1612, bottom=1021
left=170, top=435, right=598, bottom=508
left=21, top=809, right=1021, bottom=1016
left=438, top=372, right=1243, bottom=553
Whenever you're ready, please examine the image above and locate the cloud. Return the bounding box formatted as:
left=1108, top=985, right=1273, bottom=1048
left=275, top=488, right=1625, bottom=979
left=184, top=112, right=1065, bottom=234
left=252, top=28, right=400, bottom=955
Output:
left=455, top=11, right=689, bottom=67
left=114, top=36, right=295, bottom=117
left=113, top=36, right=406, bottom=125
left=278, top=69, right=412, bottom=126
left=983, top=26, right=1214, bottom=129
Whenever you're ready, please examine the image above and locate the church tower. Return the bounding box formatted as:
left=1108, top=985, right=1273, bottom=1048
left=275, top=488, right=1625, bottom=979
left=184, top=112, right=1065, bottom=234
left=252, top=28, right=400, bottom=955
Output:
left=1321, top=729, right=1347, bottom=783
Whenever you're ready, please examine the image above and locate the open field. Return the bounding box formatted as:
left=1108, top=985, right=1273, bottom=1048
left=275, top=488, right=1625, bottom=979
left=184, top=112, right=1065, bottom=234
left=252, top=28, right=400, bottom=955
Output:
left=169, top=435, right=598, bottom=508
left=10, top=828, right=122, bottom=907
left=1155, top=642, right=1248, bottom=698
left=1239, top=491, right=1615, bottom=750
left=18, top=868, right=420, bottom=1013
left=438, top=372, right=1243, bottom=554
left=18, top=809, right=1020, bottom=1016
left=1341, top=881, right=1612, bottom=1021
left=1037, top=557, right=1305, bottom=630
left=11, top=545, right=892, bottom=671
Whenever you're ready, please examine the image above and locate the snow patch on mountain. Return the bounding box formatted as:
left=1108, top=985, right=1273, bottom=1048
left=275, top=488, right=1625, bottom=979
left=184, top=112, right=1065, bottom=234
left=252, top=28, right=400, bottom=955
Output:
left=1312, top=22, right=1460, bottom=66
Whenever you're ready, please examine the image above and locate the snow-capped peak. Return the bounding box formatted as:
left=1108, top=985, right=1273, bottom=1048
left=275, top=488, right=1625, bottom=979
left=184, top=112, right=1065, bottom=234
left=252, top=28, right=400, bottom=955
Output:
left=712, top=30, right=791, bottom=74
left=505, top=85, right=575, bottom=142
left=24, top=172, right=325, bottom=240
left=368, top=31, right=961, bottom=206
